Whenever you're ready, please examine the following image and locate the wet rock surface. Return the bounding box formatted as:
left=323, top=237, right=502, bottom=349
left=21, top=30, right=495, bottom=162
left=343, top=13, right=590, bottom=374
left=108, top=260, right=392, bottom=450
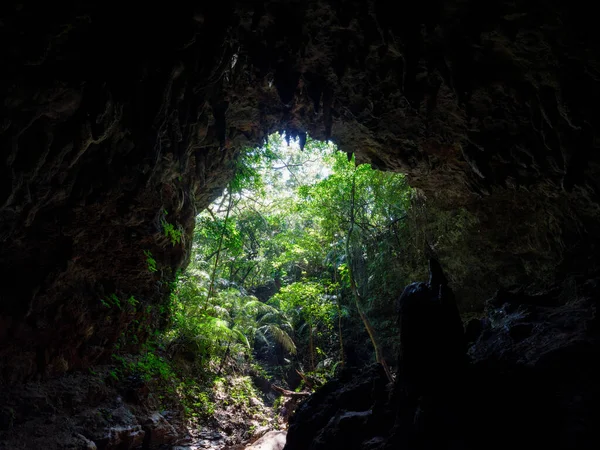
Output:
left=284, top=274, right=600, bottom=450
left=243, top=431, right=287, bottom=450
left=173, top=428, right=286, bottom=450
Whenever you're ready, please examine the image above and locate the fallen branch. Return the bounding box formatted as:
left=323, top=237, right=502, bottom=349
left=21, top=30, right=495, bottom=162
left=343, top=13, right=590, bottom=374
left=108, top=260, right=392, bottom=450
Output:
left=295, top=369, right=314, bottom=390
left=271, top=384, right=311, bottom=398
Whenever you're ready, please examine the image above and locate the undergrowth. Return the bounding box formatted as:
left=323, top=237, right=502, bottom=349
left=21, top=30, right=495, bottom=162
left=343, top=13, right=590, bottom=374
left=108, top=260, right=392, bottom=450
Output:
left=106, top=333, right=278, bottom=433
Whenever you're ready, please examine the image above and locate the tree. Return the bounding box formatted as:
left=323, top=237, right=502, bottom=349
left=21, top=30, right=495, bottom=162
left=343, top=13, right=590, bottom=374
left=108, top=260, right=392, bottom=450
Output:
left=169, top=133, right=414, bottom=389
left=345, top=168, right=392, bottom=381
left=270, top=282, right=336, bottom=371
left=298, top=151, right=412, bottom=371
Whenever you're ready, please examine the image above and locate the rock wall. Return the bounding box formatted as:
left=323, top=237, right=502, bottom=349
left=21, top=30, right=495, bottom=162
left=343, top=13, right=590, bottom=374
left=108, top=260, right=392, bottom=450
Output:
left=0, top=365, right=183, bottom=449
left=284, top=274, right=600, bottom=450
left=1, top=0, right=599, bottom=382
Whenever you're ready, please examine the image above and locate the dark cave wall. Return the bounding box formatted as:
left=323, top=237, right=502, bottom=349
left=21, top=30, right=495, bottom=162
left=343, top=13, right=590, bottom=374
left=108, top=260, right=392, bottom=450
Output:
left=0, top=2, right=244, bottom=381
left=1, top=0, right=599, bottom=382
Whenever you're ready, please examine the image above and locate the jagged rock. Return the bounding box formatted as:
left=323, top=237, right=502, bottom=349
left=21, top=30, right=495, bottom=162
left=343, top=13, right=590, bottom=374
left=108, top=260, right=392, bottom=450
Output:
left=464, top=318, right=484, bottom=345
left=82, top=405, right=145, bottom=449
left=94, top=424, right=145, bottom=450
left=0, top=407, right=15, bottom=431
left=73, top=433, right=98, bottom=450
left=283, top=276, right=600, bottom=450
left=2, top=0, right=600, bottom=383
left=0, top=367, right=189, bottom=450
left=313, top=411, right=372, bottom=449
left=284, top=364, right=389, bottom=450
left=391, top=261, right=467, bottom=448
left=396, top=259, right=465, bottom=396
left=141, top=412, right=178, bottom=449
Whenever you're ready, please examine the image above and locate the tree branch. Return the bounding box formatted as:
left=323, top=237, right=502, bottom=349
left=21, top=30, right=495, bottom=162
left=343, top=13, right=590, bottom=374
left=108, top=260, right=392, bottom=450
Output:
left=204, top=185, right=234, bottom=312
left=272, top=158, right=317, bottom=170
left=271, top=384, right=311, bottom=397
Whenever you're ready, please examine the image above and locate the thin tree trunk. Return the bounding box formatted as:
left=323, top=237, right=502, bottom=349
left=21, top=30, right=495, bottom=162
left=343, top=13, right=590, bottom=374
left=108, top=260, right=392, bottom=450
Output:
left=333, top=257, right=345, bottom=366
left=204, top=185, right=234, bottom=312
left=337, top=299, right=345, bottom=367
left=217, top=341, right=231, bottom=376
left=346, top=171, right=392, bottom=382
left=240, top=263, right=257, bottom=284
left=308, top=322, right=315, bottom=371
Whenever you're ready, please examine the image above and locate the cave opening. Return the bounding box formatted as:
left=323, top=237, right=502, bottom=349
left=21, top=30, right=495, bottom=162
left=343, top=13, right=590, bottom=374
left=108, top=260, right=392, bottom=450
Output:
left=2, top=0, right=600, bottom=448
left=157, top=132, right=418, bottom=427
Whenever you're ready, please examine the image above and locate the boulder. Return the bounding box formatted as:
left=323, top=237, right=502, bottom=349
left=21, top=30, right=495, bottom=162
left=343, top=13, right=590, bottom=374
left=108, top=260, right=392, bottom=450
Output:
left=245, top=430, right=287, bottom=450
left=141, top=412, right=178, bottom=449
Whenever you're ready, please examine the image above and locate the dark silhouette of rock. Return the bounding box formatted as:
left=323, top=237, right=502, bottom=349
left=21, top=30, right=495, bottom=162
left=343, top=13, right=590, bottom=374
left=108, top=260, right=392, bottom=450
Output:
left=464, top=318, right=484, bottom=345
left=284, top=364, right=389, bottom=450
left=392, top=259, right=466, bottom=448
left=282, top=275, right=600, bottom=450
left=396, top=259, right=465, bottom=396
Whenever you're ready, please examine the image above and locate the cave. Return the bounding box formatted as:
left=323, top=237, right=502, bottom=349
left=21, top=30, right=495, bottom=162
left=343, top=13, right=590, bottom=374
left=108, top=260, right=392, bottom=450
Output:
left=1, top=0, right=600, bottom=449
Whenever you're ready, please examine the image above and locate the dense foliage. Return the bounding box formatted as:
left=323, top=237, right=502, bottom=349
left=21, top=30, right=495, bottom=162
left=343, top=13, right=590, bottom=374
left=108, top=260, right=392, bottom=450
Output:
left=163, top=133, right=421, bottom=392
left=103, top=133, right=487, bottom=433
left=108, top=133, right=454, bottom=429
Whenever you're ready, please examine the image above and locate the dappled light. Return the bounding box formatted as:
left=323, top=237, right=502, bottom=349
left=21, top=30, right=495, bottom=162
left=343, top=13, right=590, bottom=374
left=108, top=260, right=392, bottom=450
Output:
left=159, top=133, right=416, bottom=431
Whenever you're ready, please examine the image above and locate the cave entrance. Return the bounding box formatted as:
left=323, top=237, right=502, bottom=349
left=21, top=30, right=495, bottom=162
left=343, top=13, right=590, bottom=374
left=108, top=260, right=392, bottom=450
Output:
left=162, top=132, right=416, bottom=425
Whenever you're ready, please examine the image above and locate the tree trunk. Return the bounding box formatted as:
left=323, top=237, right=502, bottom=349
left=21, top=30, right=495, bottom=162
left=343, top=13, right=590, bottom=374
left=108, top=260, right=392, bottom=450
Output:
left=204, top=185, right=234, bottom=311
left=333, top=261, right=345, bottom=367
left=308, top=322, right=315, bottom=371
left=346, top=171, right=392, bottom=382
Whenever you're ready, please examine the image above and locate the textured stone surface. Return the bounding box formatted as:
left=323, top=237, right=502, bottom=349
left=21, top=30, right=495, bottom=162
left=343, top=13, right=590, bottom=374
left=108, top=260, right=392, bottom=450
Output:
left=142, top=412, right=178, bottom=449
left=0, top=366, right=187, bottom=450
left=245, top=430, right=287, bottom=450
left=1, top=0, right=600, bottom=382
left=283, top=275, right=600, bottom=450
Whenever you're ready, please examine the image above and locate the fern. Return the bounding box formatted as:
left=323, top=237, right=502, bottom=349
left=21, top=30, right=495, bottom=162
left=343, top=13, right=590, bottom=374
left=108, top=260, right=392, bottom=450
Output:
left=258, top=324, right=297, bottom=354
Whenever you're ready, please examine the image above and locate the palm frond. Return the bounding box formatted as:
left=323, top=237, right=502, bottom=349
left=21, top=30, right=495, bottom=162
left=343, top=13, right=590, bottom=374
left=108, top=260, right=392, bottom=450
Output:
left=233, top=328, right=251, bottom=348
left=259, top=324, right=297, bottom=354
left=257, top=311, right=280, bottom=325
left=246, top=300, right=280, bottom=315
left=213, top=305, right=231, bottom=319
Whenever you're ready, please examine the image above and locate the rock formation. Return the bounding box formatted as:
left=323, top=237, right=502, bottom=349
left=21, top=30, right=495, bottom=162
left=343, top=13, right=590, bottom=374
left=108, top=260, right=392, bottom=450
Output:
left=396, top=259, right=465, bottom=395
left=1, top=0, right=599, bottom=393
left=284, top=273, right=600, bottom=450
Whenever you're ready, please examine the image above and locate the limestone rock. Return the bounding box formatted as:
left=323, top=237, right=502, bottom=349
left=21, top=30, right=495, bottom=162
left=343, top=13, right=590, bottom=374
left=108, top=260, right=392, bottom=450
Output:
left=245, top=430, right=287, bottom=450
left=95, top=425, right=145, bottom=450
left=142, top=412, right=178, bottom=449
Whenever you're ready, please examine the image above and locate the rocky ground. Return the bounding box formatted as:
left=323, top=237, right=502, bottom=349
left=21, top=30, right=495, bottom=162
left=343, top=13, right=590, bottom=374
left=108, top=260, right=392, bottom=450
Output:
left=0, top=367, right=285, bottom=450
left=0, top=365, right=179, bottom=449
